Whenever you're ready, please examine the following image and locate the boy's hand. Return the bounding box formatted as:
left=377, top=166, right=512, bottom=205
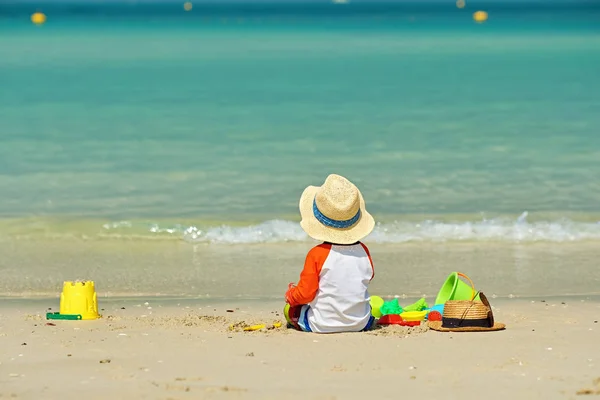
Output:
left=285, top=282, right=296, bottom=304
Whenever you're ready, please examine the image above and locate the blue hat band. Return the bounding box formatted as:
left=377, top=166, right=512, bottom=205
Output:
left=312, top=198, right=361, bottom=229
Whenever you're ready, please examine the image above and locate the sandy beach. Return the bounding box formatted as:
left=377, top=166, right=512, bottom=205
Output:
left=1, top=297, right=599, bottom=400
left=2, top=2, right=599, bottom=399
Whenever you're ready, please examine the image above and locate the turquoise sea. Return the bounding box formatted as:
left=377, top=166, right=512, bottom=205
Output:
left=0, top=2, right=599, bottom=298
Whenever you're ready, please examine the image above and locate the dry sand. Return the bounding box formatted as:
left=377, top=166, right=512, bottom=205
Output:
left=1, top=298, right=599, bottom=400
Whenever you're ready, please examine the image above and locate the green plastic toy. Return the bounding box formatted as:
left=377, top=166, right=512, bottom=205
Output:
left=379, top=299, right=404, bottom=316
left=403, top=298, right=429, bottom=312
left=46, top=312, right=82, bottom=320
left=378, top=297, right=430, bottom=317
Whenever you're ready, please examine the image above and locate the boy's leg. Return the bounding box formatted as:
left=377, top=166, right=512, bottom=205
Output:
left=283, top=303, right=312, bottom=332
left=361, top=315, right=376, bottom=331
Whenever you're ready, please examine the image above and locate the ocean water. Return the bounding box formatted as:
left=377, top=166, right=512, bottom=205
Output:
left=0, top=2, right=599, bottom=298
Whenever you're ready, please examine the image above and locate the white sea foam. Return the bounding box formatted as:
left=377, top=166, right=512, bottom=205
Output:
left=98, top=212, right=600, bottom=244
left=181, top=220, right=308, bottom=244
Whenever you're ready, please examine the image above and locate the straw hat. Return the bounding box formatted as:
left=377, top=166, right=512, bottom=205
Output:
left=428, top=293, right=506, bottom=332
left=299, top=174, right=375, bottom=245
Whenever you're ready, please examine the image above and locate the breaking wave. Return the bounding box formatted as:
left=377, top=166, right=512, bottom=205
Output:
left=99, top=212, right=600, bottom=244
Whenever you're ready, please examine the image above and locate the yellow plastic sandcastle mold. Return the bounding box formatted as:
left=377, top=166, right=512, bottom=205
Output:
left=59, top=281, right=100, bottom=320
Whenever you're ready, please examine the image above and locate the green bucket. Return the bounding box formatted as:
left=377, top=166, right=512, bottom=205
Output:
left=434, top=272, right=481, bottom=305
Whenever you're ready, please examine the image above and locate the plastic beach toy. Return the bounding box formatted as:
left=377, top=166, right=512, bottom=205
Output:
left=427, top=311, right=442, bottom=321
left=403, top=298, right=429, bottom=312
left=424, top=304, right=445, bottom=320
left=379, top=298, right=403, bottom=316
left=59, top=281, right=100, bottom=320
left=370, top=296, right=384, bottom=318
left=244, top=324, right=266, bottom=331
left=434, top=272, right=480, bottom=305
left=240, top=322, right=282, bottom=331
left=378, top=314, right=403, bottom=325
left=46, top=312, right=82, bottom=320
left=428, top=304, right=445, bottom=315
left=378, top=314, right=421, bottom=327
left=399, top=310, right=427, bottom=322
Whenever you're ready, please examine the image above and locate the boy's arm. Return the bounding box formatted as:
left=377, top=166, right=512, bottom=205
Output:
left=359, top=242, right=375, bottom=281
left=285, top=244, right=331, bottom=306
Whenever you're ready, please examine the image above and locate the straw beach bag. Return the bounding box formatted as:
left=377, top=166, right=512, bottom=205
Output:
left=428, top=292, right=506, bottom=332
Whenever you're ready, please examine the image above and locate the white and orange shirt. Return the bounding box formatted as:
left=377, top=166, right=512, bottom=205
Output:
left=287, top=242, right=374, bottom=333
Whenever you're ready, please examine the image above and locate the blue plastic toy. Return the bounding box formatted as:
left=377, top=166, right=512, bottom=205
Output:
left=424, top=304, right=445, bottom=320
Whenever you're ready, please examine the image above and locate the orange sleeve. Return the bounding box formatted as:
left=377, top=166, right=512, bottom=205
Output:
left=286, top=243, right=331, bottom=307
left=359, top=242, right=375, bottom=281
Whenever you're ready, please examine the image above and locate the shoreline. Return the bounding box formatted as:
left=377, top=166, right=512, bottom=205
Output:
left=1, top=240, right=599, bottom=299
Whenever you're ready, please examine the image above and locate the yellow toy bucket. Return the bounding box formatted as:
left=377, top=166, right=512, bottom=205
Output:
left=434, top=272, right=480, bottom=305
left=59, top=281, right=100, bottom=320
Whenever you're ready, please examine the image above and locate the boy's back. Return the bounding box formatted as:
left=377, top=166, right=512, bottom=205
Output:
left=307, top=242, right=374, bottom=333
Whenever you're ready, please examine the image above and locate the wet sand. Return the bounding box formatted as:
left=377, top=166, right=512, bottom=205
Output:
left=1, top=239, right=599, bottom=298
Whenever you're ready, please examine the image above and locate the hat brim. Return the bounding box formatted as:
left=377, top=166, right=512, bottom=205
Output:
left=299, top=185, right=375, bottom=245
left=427, top=321, right=506, bottom=332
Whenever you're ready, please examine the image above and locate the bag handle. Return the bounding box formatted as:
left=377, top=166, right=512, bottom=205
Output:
left=457, top=272, right=476, bottom=301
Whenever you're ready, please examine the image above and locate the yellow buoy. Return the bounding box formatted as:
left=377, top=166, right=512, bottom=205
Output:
left=456, top=0, right=465, bottom=9
left=183, top=1, right=192, bottom=11
left=473, top=10, right=488, bottom=23
left=31, top=12, right=46, bottom=25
